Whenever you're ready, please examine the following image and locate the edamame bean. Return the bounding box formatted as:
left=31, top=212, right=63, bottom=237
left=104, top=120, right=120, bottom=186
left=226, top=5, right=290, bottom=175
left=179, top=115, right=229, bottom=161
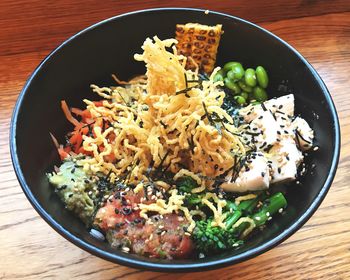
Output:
left=223, top=61, right=240, bottom=72
left=253, top=86, right=268, bottom=102
left=238, top=81, right=253, bottom=93
left=227, top=70, right=236, bottom=81
left=234, top=95, right=246, bottom=105
left=214, top=72, right=224, bottom=82
left=224, top=78, right=241, bottom=95
left=245, top=68, right=257, bottom=87
left=241, top=92, right=249, bottom=100
left=256, top=66, right=269, bottom=88
left=227, top=64, right=245, bottom=81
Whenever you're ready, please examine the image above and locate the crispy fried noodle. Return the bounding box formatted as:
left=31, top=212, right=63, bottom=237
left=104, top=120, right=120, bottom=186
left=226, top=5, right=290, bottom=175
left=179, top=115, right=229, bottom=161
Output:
left=77, top=36, right=246, bottom=230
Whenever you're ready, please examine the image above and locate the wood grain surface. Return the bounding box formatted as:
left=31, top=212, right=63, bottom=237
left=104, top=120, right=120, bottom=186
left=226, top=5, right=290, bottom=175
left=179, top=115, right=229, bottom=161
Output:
left=1, top=1, right=350, bottom=279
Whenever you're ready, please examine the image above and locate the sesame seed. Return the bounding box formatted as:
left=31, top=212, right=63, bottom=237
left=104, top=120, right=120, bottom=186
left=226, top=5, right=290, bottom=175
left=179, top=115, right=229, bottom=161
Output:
left=159, top=225, right=164, bottom=229
left=266, top=212, right=270, bottom=217
left=313, top=146, right=319, bottom=151
left=161, top=231, right=166, bottom=236
left=255, top=216, right=261, bottom=221
left=185, top=232, right=191, bottom=236
left=149, top=234, right=153, bottom=240
left=278, top=208, right=284, bottom=213
left=121, top=247, right=130, bottom=252
left=267, top=217, right=272, bottom=221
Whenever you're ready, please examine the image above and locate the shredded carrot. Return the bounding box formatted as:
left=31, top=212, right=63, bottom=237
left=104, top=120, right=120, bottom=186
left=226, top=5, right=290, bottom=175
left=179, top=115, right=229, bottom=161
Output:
left=58, top=146, right=71, bottom=160
left=61, top=100, right=81, bottom=127
left=49, top=132, right=60, bottom=149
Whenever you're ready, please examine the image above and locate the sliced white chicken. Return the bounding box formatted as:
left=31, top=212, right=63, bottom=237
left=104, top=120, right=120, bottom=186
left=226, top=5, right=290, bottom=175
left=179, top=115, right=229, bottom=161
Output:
left=265, top=94, right=294, bottom=116
left=292, top=117, right=314, bottom=151
left=239, top=94, right=295, bottom=123
left=249, top=110, right=279, bottom=150
left=221, top=153, right=270, bottom=193
left=268, top=138, right=303, bottom=184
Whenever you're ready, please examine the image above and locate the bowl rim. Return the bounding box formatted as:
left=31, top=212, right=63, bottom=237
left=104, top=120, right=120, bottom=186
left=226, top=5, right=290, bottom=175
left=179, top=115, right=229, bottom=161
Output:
left=10, top=7, right=341, bottom=272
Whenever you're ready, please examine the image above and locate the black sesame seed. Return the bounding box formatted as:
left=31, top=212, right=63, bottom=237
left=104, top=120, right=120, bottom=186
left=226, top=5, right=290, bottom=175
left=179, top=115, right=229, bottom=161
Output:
left=279, top=105, right=283, bottom=109
left=68, top=193, right=73, bottom=198
left=57, top=185, right=67, bottom=191
left=122, top=207, right=132, bottom=215
left=84, top=179, right=90, bottom=184
left=278, top=167, right=281, bottom=173
left=284, top=130, right=289, bottom=134
left=214, top=164, right=219, bottom=170
left=261, top=172, right=265, bottom=177
left=71, top=167, right=75, bottom=174
left=115, top=208, right=119, bottom=214
left=277, top=131, right=281, bottom=135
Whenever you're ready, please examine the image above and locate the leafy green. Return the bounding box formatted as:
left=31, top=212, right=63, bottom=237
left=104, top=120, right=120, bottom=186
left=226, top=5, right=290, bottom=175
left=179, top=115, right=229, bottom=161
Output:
left=193, top=218, right=243, bottom=253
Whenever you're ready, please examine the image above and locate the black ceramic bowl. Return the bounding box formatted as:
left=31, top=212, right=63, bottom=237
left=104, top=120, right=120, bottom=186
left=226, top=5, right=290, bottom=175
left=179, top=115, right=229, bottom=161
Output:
left=10, top=8, right=340, bottom=272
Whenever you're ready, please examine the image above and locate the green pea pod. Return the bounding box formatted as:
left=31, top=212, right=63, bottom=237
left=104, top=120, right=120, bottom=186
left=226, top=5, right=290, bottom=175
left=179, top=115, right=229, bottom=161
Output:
left=238, top=81, right=253, bottom=93
left=223, top=61, right=241, bottom=72
left=224, top=78, right=241, bottom=95
left=245, top=68, right=257, bottom=87
left=256, top=66, right=269, bottom=88
left=253, top=86, right=268, bottom=102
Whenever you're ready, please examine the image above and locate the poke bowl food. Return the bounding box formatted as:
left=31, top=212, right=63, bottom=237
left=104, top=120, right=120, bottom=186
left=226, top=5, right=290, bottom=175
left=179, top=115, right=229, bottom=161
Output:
left=11, top=8, right=340, bottom=271
left=48, top=23, right=316, bottom=260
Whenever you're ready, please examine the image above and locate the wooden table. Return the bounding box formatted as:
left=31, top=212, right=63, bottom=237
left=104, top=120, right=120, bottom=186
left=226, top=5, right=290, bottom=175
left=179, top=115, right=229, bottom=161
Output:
left=1, top=1, right=349, bottom=279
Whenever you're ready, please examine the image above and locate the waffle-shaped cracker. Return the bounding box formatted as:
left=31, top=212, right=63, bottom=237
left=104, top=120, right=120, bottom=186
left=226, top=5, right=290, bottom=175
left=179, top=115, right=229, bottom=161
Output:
left=175, top=23, right=223, bottom=73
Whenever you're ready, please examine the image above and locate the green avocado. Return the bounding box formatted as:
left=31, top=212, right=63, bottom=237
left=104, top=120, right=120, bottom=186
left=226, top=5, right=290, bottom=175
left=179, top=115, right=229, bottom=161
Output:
left=48, top=159, right=97, bottom=225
